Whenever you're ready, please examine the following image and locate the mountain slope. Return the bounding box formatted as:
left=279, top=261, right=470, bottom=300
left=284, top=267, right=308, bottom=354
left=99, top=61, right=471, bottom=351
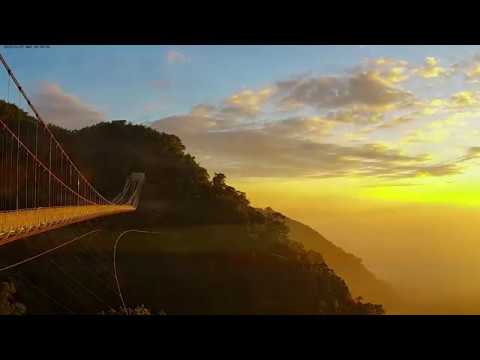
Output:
left=0, top=107, right=386, bottom=314
left=280, top=213, right=397, bottom=310
left=259, top=208, right=397, bottom=310
left=0, top=217, right=384, bottom=315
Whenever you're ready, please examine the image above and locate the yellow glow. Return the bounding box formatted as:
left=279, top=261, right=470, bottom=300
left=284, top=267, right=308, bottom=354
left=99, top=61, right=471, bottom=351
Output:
left=416, top=56, right=447, bottom=78
left=467, top=64, right=480, bottom=78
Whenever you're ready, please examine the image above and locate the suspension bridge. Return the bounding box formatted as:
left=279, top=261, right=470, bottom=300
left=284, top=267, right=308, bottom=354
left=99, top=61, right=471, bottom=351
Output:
left=0, top=52, right=143, bottom=247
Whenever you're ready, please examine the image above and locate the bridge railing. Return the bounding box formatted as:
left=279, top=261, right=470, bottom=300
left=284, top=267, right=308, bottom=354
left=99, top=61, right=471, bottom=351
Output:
left=0, top=52, right=143, bottom=246
left=0, top=51, right=111, bottom=217
left=0, top=205, right=135, bottom=244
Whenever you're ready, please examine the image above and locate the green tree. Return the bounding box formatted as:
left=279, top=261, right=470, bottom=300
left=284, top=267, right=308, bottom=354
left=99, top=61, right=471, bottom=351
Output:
left=212, top=173, right=226, bottom=189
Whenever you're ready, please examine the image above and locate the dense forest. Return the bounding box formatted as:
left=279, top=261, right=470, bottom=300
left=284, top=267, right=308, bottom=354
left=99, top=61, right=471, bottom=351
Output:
left=0, top=101, right=385, bottom=315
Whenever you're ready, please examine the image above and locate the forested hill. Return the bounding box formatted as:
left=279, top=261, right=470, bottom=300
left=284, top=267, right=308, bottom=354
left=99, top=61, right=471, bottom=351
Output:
left=0, top=102, right=385, bottom=314
left=262, top=209, right=398, bottom=310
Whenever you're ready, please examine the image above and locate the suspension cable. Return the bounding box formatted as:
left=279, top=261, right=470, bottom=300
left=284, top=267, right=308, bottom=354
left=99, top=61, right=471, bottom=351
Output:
left=48, top=258, right=112, bottom=309
left=12, top=273, right=75, bottom=314
left=16, top=90, right=20, bottom=211
left=113, top=229, right=165, bottom=314
left=0, top=229, right=102, bottom=272
left=0, top=118, right=95, bottom=205
left=0, top=52, right=111, bottom=205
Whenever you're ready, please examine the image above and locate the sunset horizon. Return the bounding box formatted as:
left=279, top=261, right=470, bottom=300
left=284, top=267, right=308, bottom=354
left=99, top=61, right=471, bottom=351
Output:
left=2, top=44, right=480, bottom=315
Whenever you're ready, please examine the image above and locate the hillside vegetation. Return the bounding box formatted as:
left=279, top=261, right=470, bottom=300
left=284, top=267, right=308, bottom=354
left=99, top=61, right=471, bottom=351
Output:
left=264, top=209, right=397, bottom=311
left=0, top=102, right=386, bottom=314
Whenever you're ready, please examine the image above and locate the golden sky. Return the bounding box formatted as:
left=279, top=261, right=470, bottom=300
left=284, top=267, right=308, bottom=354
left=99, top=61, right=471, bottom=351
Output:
left=150, top=49, right=480, bottom=309
left=18, top=45, right=480, bottom=311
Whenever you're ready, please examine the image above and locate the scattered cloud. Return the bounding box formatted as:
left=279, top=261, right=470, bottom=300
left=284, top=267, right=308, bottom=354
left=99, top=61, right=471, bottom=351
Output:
left=261, top=116, right=336, bottom=140
left=410, top=164, right=460, bottom=177
left=149, top=112, right=458, bottom=179
left=402, top=128, right=449, bottom=145
left=183, top=86, right=276, bottom=123
left=362, top=57, right=411, bottom=85
left=414, top=57, right=450, bottom=79
left=451, top=53, right=480, bottom=81
left=465, top=64, right=480, bottom=80
left=409, top=91, right=480, bottom=118
left=458, top=146, right=480, bottom=162
left=377, top=115, right=416, bottom=130
left=166, top=50, right=189, bottom=64
left=33, top=82, right=105, bottom=130
left=222, top=87, right=275, bottom=118
left=276, top=71, right=414, bottom=112
left=325, top=106, right=387, bottom=125
left=360, top=182, right=422, bottom=188
left=150, top=53, right=480, bottom=181
left=450, top=91, right=480, bottom=107
left=191, top=104, right=217, bottom=117
left=401, top=113, right=468, bottom=145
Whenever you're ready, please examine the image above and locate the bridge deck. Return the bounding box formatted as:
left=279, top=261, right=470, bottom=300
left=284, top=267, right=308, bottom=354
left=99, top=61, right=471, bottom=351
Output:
left=0, top=205, right=135, bottom=246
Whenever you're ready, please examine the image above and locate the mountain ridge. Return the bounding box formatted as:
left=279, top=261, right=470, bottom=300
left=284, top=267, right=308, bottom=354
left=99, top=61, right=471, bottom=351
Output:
left=0, top=105, right=388, bottom=314
left=260, top=207, right=398, bottom=311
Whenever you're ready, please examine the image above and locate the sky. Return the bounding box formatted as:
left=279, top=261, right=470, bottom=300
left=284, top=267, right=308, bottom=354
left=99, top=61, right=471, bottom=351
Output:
left=3, top=45, right=480, bottom=310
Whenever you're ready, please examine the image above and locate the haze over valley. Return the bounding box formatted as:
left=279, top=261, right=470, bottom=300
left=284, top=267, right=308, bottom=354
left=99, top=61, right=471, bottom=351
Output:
left=3, top=45, right=480, bottom=314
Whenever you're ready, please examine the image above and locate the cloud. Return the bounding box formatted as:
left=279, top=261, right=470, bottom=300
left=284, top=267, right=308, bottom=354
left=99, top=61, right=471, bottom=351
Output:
left=465, top=64, right=480, bottom=80
left=370, top=90, right=480, bottom=134
left=175, top=58, right=423, bottom=130
left=388, top=146, right=480, bottom=178
left=182, top=87, right=276, bottom=123
left=401, top=113, right=468, bottom=145
left=458, top=146, right=480, bottom=162
left=166, top=50, right=188, bottom=64
left=33, top=82, right=105, bottom=130
left=261, top=116, right=336, bottom=140
left=410, top=91, right=480, bottom=117
left=274, top=70, right=415, bottom=122
left=337, top=95, right=470, bottom=141
left=350, top=162, right=461, bottom=179
left=451, top=53, right=480, bottom=81
left=359, top=56, right=454, bottom=84
left=402, top=128, right=449, bottom=144
left=414, top=57, right=450, bottom=79
left=153, top=114, right=224, bottom=135
left=153, top=113, right=333, bottom=139
left=148, top=58, right=480, bottom=180
left=149, top=53, right=480, bottom=180
left=222, top=87, right=275, bottom=118
left=361, top=182, right=423, bottom=188
left=450, top=91, right=480, bottom=107
left=149, top=112, right=457, bottom=179
left=325, top=106, right=386, bottom=124
left=377, top=115, right=416, bottom=129
left=406, top=164, right=460, bottom=177
left=362, top=57, right=410, bottom=85
left=191, top=104, right=217, bottom=117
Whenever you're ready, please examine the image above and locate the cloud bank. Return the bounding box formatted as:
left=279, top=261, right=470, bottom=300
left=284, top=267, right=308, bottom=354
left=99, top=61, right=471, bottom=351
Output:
left=34, top=82, right=106, bottom=130
left=149, top=54, right=480, bottom=180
